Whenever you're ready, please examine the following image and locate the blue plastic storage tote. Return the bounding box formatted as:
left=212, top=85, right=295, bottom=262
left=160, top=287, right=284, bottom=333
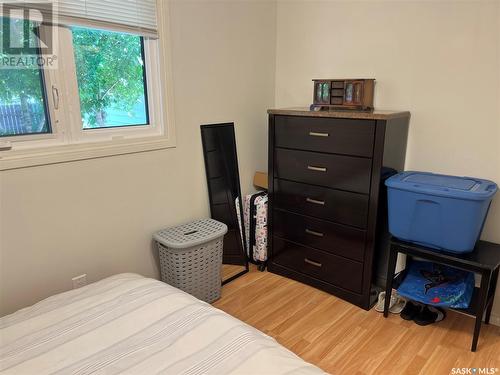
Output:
left=386, top=171, right=497, bottom=253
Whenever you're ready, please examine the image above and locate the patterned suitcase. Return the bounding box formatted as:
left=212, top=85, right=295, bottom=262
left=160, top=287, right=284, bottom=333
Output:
left=236, top=192, right=268, bottom=270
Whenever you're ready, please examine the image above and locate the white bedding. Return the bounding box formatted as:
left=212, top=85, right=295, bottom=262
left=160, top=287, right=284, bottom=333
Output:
left=0, top=274, right=325, bottom=375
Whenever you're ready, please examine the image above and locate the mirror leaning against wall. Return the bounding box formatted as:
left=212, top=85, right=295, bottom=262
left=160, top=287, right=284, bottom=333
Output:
left=200, top=123, right=249, bottom=285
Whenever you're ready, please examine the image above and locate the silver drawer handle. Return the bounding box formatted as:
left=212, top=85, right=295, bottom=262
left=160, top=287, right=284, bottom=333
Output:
left=306, top=197, right=325, bottom=206
left=307, top=165, right=327, bottom=172
left=309, top=131, right=329, bottom=137
left=304, top=258, right=322, bottom=267
left=305, top=228, right=324, bottom=237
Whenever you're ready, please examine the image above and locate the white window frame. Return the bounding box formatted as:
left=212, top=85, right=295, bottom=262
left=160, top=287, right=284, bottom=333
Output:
left=0, top=0, right=176, bottom=170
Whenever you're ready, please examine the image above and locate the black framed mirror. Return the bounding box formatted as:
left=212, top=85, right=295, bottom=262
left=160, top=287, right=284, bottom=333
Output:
left=201, top=123, right=249, bottom=285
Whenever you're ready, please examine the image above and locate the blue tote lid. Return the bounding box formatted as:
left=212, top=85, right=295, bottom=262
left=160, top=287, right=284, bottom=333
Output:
left=385, top=171, right=497, bottom=201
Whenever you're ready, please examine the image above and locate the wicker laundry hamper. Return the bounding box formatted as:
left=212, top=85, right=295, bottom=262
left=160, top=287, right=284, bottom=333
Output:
left=153, top=219, right=228, bottom=303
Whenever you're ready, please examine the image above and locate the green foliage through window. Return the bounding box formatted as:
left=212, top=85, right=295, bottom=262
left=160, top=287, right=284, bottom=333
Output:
left=0, top=17, right=50, bottom=137
left=72, top=27, right=149, bottom=129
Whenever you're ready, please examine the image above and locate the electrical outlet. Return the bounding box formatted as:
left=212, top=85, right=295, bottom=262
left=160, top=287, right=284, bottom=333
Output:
left=72, top=274, right=87, bottom=289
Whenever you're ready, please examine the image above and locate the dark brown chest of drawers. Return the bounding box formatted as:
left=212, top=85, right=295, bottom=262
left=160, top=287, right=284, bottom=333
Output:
left=267, top=108, right=410, bottom=310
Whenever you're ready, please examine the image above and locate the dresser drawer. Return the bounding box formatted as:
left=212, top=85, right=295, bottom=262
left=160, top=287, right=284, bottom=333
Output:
left=274, top=116, right=375, bottom=157
left=273, top=179, right=368, bottom=228
left=273, top=210, right=366, bottom=262
left=273, top=237, right=363, bottom=293
left=274, top=148, right=372, bottom=194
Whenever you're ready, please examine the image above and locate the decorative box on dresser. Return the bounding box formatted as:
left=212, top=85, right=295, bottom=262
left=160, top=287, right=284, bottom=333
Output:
left=267, top=108, right=410, bottom=310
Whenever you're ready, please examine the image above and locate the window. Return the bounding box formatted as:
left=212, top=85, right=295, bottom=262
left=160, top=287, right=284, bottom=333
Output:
left=72, top=27, right=149, bottom=129
left=0, top=23, right=162, bottom=145
left=0, top=57, right=51, bottom=137
left=0, top=18, right=51, bottom=137
left=0, top=1, right=175, bottom=169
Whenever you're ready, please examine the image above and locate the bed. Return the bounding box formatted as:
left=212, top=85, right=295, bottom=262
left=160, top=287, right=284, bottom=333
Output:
left=0, top=273, right=325, bottom=374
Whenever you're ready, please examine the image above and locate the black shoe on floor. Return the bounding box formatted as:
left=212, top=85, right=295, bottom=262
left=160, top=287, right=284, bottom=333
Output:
left=414, top=306, right=446, bottom=326
left=400, top=300, right=421, bottom=321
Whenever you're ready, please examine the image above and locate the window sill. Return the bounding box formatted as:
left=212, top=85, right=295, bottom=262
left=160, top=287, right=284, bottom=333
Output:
left=0, top=136, right=176, bottom=170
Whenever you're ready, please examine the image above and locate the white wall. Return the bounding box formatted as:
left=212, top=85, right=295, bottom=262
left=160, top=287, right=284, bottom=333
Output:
left=274, top=0, right=500, bottom=323
left=0, top=0, right=276, bottom=316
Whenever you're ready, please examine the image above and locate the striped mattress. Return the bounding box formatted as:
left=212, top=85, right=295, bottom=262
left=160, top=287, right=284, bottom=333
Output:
left=0, top=273, right=325, bottom=374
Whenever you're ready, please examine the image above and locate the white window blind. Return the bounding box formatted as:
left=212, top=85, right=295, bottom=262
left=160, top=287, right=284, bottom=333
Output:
left=55, top=0, right=159, bottom=37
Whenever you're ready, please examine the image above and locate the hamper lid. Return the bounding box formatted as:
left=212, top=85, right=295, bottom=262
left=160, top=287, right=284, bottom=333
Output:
left=154, top=219, right=228, bottom=249
left=385, top=171, right=497, bottom=201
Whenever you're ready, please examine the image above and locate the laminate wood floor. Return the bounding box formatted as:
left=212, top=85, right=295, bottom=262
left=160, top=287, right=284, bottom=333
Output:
left=213, top=267, right=500, bottom=375
left=221, top=264, right=247, bottom=281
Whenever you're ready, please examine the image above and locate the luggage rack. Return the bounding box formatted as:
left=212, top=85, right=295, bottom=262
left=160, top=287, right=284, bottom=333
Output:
left=384, top=237, right=500, bottom=352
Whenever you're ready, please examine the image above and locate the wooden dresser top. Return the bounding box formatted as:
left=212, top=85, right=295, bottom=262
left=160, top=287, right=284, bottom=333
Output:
left=268, top=107, right=410, bottom=120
